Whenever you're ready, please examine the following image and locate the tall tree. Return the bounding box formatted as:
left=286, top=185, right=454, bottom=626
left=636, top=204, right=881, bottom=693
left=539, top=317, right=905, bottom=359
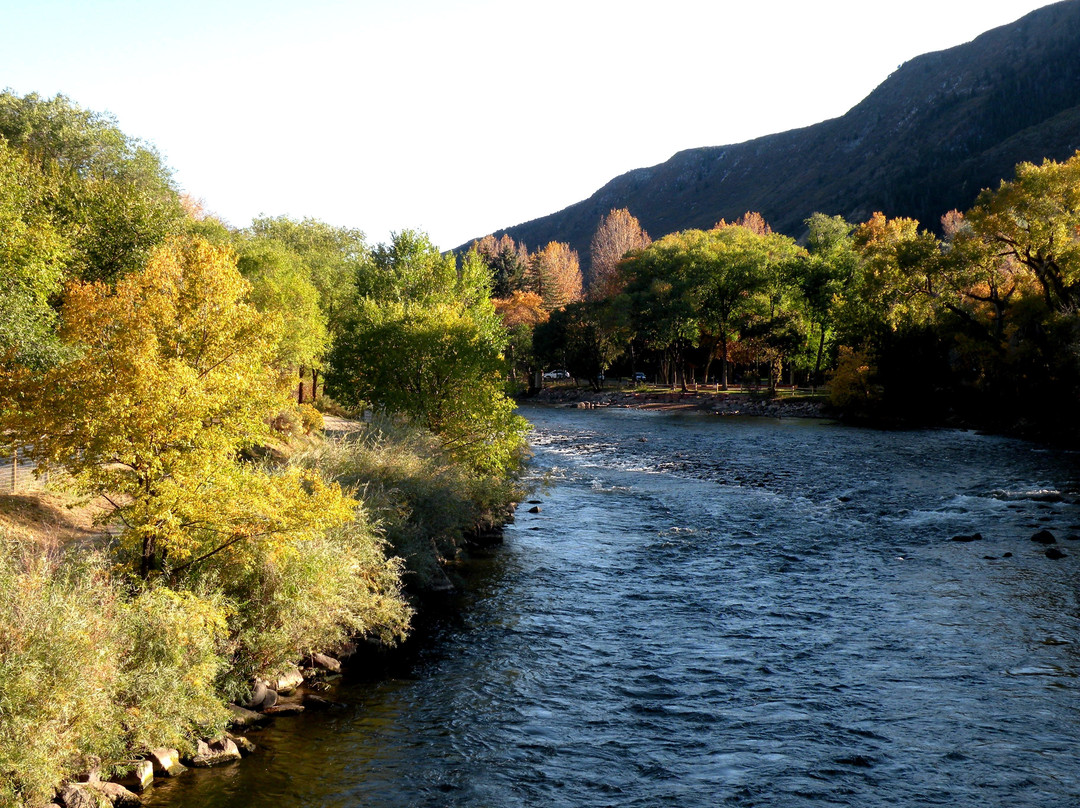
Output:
left=473, top=233, right=528, bottom=298
left=327, top=234, right=526, bottom=474
left=0, top=91, right=185, bottom=283
left=797, top=213, right=858, bottom=386
left=965, top=152, right=1080, bottom=312
left=0, top=141, right=70, bottom=368
left=588, top=208, right=650, bottom=299
left=0, top=237, right=352, bottom=578
left=526, top=241, right=583, bottom=311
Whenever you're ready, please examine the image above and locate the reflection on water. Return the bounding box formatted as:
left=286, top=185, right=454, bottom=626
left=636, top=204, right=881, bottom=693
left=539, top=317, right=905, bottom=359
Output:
left=147, top=408, right=1080, bottom=807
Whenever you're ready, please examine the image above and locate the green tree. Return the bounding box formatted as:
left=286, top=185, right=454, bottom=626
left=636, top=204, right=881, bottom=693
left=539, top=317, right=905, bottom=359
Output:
left=621, top=237, right=699, bottom=388
left=0, top=91, right=185, bottom=283
left=797, top=213, right=858, bottom=386
left=327, top=233, right=527, bottom=474
left=0, top=141, right=70, bottom=368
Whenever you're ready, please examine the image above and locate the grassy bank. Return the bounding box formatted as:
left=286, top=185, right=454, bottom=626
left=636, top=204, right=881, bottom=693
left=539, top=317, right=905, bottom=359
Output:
left=0, top=416, right=521, bottom=808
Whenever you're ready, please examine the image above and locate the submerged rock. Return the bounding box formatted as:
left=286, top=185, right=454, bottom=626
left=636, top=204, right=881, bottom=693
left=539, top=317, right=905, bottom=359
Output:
left=1031, top=529, right=1057, bottom=545
left=950, top=533, right=983, bottom=542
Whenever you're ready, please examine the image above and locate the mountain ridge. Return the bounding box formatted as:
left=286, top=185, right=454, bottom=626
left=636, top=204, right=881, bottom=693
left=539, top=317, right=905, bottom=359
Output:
left=460, top=0, right=1080, bottom=265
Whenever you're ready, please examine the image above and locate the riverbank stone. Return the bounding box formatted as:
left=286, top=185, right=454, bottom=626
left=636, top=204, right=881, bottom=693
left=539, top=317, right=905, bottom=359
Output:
left=62, top=782, right=141, bottom=808
left=224, top=732, right=256, bottom=756
left=227, top=703, right=267, bottom=727
left=148, top=748, right=185, bottom=777
left=272, top=666, right=304, bottom=693
left=310, top=652, right=342, bottom=673
left=187, top=738, right=242, bottom=768
left=1031, top=529, right=1057, bottom=544
left=244, top=681, right=277, bottom=710
left=60, top=787, right=97, bottom=808
left=116, top=761, right=153, bottom=792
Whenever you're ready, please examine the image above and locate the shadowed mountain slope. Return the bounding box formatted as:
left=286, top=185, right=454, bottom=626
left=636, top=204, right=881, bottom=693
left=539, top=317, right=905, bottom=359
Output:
left=464, top=1, right=1080, bottom=263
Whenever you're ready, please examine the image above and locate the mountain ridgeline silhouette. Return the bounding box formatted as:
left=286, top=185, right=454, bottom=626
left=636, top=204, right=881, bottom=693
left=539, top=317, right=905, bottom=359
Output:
left=463, top=1, right=1080, bottom=264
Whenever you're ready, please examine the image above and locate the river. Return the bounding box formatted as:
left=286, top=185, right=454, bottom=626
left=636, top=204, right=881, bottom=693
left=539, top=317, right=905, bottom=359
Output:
left=145, top=406, right=1080, bottom=807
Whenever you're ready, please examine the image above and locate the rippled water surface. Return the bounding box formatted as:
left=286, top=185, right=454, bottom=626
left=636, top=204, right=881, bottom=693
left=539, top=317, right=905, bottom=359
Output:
left=147, top=407, right=1080, bottom=807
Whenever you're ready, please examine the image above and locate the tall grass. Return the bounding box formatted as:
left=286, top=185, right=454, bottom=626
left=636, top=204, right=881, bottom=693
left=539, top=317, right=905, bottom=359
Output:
left=294, top=416, right=523, bottom=595
left=0, top=538, right=230, bottom=808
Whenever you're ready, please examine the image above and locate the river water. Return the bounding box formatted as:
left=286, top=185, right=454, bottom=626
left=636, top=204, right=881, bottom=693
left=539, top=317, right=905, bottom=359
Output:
left=146, top=406, right=1080, bottom=807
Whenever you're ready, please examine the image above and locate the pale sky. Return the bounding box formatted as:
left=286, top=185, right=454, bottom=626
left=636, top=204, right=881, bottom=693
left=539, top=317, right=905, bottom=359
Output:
left=0, top=0, right=1057, bottom=249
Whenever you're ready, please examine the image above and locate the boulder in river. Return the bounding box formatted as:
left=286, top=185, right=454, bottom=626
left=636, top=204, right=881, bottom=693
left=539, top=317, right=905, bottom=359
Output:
left=115, top=760, right=153, bottom=792
left=263, top=702, right=305, bottom=716
left=224, top=732, right=256, bottom=756
left=1045, top=547, right=1067, bottom=560
left=1031, top=529, right=1057, bottom=544
left=528, top=505, right=541, bottom=513
left=950, top=533, right=983, bottom=542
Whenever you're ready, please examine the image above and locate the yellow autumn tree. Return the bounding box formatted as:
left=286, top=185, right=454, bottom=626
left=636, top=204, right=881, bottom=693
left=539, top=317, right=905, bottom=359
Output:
left=589, top=208, right=651, bottom=299
left=527, top=241, right=583, bottom=311
left=1, top=236, right=355, bottom=577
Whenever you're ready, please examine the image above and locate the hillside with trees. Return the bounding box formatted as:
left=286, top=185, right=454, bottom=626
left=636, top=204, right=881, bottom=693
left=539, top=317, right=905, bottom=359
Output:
left=463, top=0, right=1080, bottom=268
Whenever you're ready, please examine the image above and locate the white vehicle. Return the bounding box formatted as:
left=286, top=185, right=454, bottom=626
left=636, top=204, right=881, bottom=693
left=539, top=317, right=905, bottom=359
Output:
left=543, top=369, right=571, bottom=380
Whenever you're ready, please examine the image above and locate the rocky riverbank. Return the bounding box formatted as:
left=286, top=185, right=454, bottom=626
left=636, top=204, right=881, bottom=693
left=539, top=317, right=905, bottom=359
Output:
left=529, top=386, right=829, bottom=419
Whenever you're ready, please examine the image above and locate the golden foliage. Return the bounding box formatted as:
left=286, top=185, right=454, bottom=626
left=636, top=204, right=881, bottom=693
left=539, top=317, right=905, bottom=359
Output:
left=528, top=241, right=583, bottom=311
left=588, top=208, right=651, bottom=299
left=493, top=290, right=549, bottom=329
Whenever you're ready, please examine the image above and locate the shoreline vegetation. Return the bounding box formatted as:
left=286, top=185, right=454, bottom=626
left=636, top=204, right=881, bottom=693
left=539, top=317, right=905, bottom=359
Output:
left=0, top=92, right=526, bottom=808
left=4, top=80, right=1080, bottom=807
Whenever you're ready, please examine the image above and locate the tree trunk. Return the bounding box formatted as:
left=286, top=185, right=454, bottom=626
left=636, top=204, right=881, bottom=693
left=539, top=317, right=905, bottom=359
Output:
left=720, top=333, right=729, bottom=391
left=813, top=325, right=826, bottom=392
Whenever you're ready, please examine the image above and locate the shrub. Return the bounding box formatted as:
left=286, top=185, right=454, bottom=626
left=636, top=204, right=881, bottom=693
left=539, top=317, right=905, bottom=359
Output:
left=185, top=505, right=411, bottom=700
left=117, top=586, right=232, bottom=754
left=0, top=543, right=124, bottom=808
left=829, top=346, right=884, bottom=416
left=0, top=540, right=233, bottom=808
left=294, top=417, right=523, bottom=595
left=299, top=403, right=324, bottom=435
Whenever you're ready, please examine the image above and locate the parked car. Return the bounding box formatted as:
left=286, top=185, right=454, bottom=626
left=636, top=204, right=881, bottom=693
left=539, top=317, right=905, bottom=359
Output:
left=543, top=369, right=571, bottom=380
left=633, top=371, right=647, bottom=382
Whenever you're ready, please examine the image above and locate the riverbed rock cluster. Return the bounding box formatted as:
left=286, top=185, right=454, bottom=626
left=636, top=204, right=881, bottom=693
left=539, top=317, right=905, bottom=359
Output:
left=948, top=527, right=1078, bottom=560
left=533, top=387, right=827, bottom=418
